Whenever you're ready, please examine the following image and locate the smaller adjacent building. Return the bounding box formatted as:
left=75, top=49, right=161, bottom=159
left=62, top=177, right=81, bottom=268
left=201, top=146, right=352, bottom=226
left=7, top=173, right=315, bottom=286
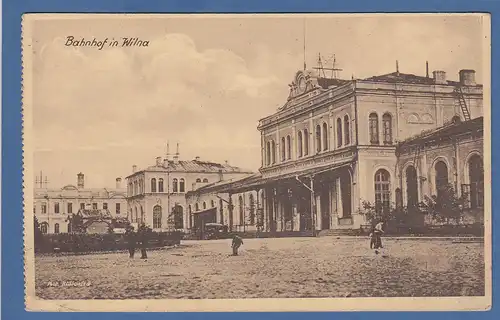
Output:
left=395, top=116, right=484, bottom=224
left=34, top=173, right=127, bottom=234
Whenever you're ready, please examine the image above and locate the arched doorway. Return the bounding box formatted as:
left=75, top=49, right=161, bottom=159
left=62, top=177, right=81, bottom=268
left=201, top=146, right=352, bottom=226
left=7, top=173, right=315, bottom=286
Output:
left=406, top=166, right=419, bottom=211
left=340, top=170, right=352, bottom=218
left=173, top=205, right=184, bottom=229
left=468, top=155, right=484, bottom=208
left=153, top=205, right=162, bottom=229
left=435, top=161, right=449, bottom=198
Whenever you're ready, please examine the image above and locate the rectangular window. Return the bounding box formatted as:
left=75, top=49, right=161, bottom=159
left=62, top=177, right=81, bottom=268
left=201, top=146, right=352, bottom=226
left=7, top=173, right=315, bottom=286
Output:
left=41, top=203, right=47, bottom=214
left=67, top=203, right=73, bottom=214
left=54, top=202, right=60, bottom=214
left=116, top=203, right=121, bottom=215
left=80, top=203, right=85, bottom=210
left=92, top=203, right=98, bottom=210
left=103, top=203, right=108, bottom=210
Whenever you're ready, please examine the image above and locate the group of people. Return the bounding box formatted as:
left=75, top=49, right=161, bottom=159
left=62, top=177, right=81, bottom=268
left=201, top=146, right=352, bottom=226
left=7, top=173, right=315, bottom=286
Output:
left=124, top=221, right=383, bottom=258
left=124, top=223, right=151, bottom=259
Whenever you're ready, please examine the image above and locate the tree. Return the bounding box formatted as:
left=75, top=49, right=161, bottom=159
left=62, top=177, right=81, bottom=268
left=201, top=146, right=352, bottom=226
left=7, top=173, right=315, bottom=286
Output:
left=358, top=201, right=410, bottom=226
left=66, top=213, right=86, bottom=233
left=34, top=216, right=43, bottom=248
left=419, top=183, right=468, bottom=224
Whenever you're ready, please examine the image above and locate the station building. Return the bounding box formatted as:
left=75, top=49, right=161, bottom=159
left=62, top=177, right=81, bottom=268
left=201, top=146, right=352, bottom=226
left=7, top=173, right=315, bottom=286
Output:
left=186, top=65, right=484, bottom=233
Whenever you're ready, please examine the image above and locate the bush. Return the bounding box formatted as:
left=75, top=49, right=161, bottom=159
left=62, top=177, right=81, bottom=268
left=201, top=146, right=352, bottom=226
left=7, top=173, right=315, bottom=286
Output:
left=36, top=231, right=183, bottom=254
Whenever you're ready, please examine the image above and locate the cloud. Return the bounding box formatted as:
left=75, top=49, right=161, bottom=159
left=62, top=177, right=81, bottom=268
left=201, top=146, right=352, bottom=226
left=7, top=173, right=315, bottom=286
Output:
left=32, top=32, right=299, bottom=186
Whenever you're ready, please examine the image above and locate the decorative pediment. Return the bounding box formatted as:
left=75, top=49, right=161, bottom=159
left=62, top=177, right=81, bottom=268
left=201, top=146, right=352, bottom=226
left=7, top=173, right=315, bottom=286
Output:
left=287, top=70, right=320, bottom=101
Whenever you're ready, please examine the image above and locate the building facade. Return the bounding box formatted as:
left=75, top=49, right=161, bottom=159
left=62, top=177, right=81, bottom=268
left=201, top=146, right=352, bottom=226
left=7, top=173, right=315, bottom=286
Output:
left=125, top=153, right=253, bottom=232
left=205, top=66, right=483, bottom=232
left=396, top=116, right=484, bottom=224
left=34, top=173, right=127, bottom=234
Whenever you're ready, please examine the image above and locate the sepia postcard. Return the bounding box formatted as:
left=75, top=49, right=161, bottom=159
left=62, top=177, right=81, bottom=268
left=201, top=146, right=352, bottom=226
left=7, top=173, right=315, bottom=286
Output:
left=22, top=13, right=491, bottom=312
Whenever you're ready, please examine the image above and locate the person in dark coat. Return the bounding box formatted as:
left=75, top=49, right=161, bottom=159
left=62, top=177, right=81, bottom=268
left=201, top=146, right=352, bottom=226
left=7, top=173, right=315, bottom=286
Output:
left=125, top=226, right=137, bottom=258
left=231, top=235, right=244, bottom=256
left=373, top=220, right=384, bottom=250
left=138, top=223, right=149, bottom=259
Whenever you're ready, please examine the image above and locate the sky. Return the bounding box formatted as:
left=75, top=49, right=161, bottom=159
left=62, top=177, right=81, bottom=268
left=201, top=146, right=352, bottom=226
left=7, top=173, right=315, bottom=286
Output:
left=28, top=14, right=487, bottom=188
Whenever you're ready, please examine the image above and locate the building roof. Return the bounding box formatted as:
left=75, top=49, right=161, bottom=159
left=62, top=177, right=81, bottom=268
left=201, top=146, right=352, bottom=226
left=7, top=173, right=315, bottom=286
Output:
left=187, top=173, right=260, bottom=195
left=129, top=159, right=254, bottom=178
left=362, top=72, right=461, bottom=86
left=397, top=116, right=483, bottom=149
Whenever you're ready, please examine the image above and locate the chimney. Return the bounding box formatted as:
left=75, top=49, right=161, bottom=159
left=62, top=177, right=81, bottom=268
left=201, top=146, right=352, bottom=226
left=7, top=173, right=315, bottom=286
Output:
left=459, top=69, right=476, bottom=86
left=426, top=61, right=429, bottom=78
left=156, top=156, right=162, bottom=166
left=433, top=70, right=447, bottom=84
left=77, top=172, right=85, bottom=189
left=218, top=169, right=224, bottom=182
left=173, top=142, right=180, bottom=164
left=132, top=165, right=137, bottom=173
left=116, top=177, right=122, bottom=189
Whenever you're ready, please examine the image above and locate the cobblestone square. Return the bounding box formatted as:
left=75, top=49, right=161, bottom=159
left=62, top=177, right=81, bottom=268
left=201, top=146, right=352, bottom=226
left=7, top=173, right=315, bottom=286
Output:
left=35, top=237, right=485, bottom=299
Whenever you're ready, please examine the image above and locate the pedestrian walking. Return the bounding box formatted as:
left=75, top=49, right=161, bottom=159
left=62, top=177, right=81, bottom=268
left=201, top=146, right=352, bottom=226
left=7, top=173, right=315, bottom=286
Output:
left=138, top=223, right=150, bottom=259
left=125, top=226, right=137, bottom=258
left=231, top=234, right=243, bottom=256
left=373, top=220, right=384, bottom=250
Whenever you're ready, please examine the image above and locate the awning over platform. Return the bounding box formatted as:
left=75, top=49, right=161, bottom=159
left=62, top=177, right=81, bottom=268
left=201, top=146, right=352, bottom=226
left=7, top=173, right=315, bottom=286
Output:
left=225, top=160, right=354, bottom=193
left=192, top=207, right=217, bottom=215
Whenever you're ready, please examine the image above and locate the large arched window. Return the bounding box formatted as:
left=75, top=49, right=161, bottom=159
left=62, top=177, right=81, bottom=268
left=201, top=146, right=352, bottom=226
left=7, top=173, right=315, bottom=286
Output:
left=151, top=178, right=157, bottom=193
left=369, top=113, right=379, bottom=144
left=374, top=169, right=391, bottom=213
left=249, top=193, right=256, bottom=225
left=239, top=195, right=244, bottom=225
left=195, top=203, right=199, bottom=212
left=406, top=166, right=419, bottom=210
left=158, top=178, right=164, bottom=192
left=196, top=178, right=201, bottom=183
left=286, top=135, right=292, bottom=159
left=134, top=181, right=138, bottom=195
left=468, top=155, right=484, bottom=208
left=297, top=131, right=303, bottom=158
left=344, top=115, right=350, bottom=145
left=203, top=178, right=209, bottom=183
left=435, top=161, right=449, bottom=197
left=266, top=141, right=271, bottom=165
left=153, top=205, right=162, bottom=229
left=54, top=223, right=60, bottom=234
left=315, top=125, right=322, bottom=153
left=336, top=118, right=343, bottom=148
left=281, top=137, right=286, bottom=161
left=134, top=207, right=138, bottom=223
left=322, top=122, right=328, bottom=151
left=382, top=113, right=393, bottom=144
left=173, top=205, right=183, bottom=229
left=203, top=202, right=207, bottom=210
left=179, top=178, right=185, bottom=192
left=303, top=129, right=309, bottom=156
left=41, top=222, right=48, bottom=234
left=271, top=140, right=276, bottom=164
left=172, top=178, right=178, bottom=192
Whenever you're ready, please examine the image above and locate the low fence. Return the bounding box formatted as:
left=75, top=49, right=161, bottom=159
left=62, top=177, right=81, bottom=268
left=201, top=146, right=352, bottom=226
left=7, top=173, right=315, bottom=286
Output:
left=35, top=231, right=183, bottom=254
left=360, top=223, right=484, bottom=237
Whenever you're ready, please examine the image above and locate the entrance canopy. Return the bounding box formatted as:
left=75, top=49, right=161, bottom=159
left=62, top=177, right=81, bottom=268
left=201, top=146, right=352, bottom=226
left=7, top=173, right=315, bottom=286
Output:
left=227, top=160, right=354, bottom=193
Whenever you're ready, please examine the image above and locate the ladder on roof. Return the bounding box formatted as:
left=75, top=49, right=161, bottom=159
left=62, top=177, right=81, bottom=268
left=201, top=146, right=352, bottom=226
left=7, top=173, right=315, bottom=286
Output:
left=454, top=86, right=471, bottom=121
